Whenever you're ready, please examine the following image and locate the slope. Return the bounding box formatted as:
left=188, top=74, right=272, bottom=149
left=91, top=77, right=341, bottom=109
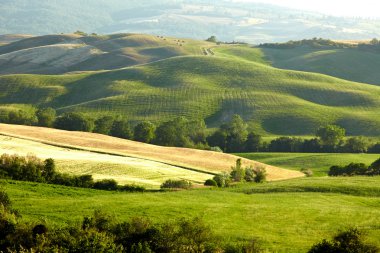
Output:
left=214, top=45, right=380, bottom=85
left=0, top=33, right=213, bottom=74
left=0, top=134, right=212, bottom=187
left=1, top=55, right=380, bottom=135
left=0, top=124, right=303, bottom=181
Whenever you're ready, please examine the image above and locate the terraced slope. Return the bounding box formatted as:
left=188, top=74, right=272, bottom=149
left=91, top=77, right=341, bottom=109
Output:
left=0, top=33, right=213, bottom=74
left=1, top=55, right=380, bottom=135
left=0, top=124, right=303, bottom=181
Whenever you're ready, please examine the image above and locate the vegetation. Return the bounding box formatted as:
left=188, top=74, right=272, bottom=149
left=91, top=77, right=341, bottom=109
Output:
left=328, top=158, right=380, bottom=176
left=0, top=153, right=145, bottom=192
left=161, top=179, right=192, bottom=190
left=3, top=177, right=380, bottom=251
left=0, top=190, right=259, bottom=252
left=308, top=228, right=379, bottom=253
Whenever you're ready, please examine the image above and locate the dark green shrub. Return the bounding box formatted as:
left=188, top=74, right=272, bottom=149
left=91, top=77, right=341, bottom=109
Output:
left=119, top=184, right=146, bottom=192
left=253, top=166, right=267, bottom=183
left=160, top=179, right=192, bottom=189
left=213, top=172, right=231, bottom=188
left=308, top=228, right=379, bottom=253
left=94, top=116, right=114, bottom=135
left=110, top=120, right=133, bottom=139
left=36, top=107, right=56, bottom=127
left=93, top=179, right=118, bottom=191
left=54, top=112, right=94, bottom=132
left=204, top=179, right=218, bottom=187
left=0, top=190, right=11, bottom=210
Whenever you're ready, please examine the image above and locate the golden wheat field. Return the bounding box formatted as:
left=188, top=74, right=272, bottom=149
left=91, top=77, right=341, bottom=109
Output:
left=0, top=124, right=304, bottom=182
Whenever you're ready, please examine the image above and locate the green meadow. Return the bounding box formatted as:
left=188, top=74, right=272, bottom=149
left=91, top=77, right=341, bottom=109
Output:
left=3, top=176, right=380, bottom=252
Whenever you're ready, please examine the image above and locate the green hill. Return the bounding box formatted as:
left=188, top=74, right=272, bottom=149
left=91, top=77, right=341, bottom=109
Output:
left=214, top=44, right=380, bottom=85
left=1, top=54, right=380, bottom=136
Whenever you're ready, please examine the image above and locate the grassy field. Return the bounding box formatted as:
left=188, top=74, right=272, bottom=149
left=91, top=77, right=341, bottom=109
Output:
left=237, top=153, right=380, bottom=176
left=3, top=177, right=380, bottom=252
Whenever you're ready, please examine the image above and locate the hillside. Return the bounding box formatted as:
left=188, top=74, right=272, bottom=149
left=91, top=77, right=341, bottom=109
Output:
left=0, top=33, right=211, bottom=74
left=1, top=54, right=380, bottom=136
left=0, top=124, right=303, bottom=182
left=214, top=44, right=380, bottom=85
left=2, top=0, right=380, bottom=43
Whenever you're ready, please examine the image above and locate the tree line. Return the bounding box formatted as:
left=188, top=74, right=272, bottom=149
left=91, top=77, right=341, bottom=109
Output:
left=328, top=157, right=380, bottom=177
left=0, top=154, right=145, bottom=192
left=1, top=108, right=379, bottom=154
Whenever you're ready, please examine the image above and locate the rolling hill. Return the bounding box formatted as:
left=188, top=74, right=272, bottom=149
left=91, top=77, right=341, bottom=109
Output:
left=214, top=43, right=380, bottom=86
left=1, top=49, right=380, bottom=136
left=0, top=33, right=212, bottom=74
left=0, top=123, right=303, bottom=184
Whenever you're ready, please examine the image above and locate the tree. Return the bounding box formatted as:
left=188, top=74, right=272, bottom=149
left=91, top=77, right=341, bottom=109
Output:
left=316, top=125, right=345, bottom=147
left=36, top=107, right=56, bottom=127
left=230, top=159, right=245, bottom=182
left=223, top=114, right=248, bottom=152
left=42, top=158, right=56, bottom=182
left=344, top=136, right=369, bottom=153
left=154, top=117, right=194, bottom=147
left=7, top=110, right=37, bottom=125
left=134, top=121, right=156, bottom=143
left=207, top=130, right=227, bottom=151
left=206, top=36, right=217, bottom=43
left=94, top=116, right=114, bottom=135
left=110, top=120, right=133, bottom=139
left=245, top=132, right=262, bottom=152
left=54, top=112, right=94, bottom=132
left=253, top=166, right=267, bottom=183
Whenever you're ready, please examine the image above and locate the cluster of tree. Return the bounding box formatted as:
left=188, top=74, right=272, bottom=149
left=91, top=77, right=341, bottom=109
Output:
left=0, top=154, right=145, bottom=192
left=328, top=158, right=380, bottom=177
left=205, top=159, right=267, bottom=187
left=308, top=228, right=379, bottom=253
left=254, top=125, right=379, bottom=154
left=0, top=191, right=263, bottom=252
left=358, top=38, right=380, bottom=53
left=259, top=38, right=355, bottom=49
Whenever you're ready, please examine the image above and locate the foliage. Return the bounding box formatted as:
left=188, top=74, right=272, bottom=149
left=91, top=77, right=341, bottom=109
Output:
left=344, top=136, right=370, bottom=153
left=230, top=159, right=246, bottom=182
left=253, top=166, right=267, bottom=183
left=36, top=107, right=56, bottom=127
left=161, top=179, right=192, bottom=190
left=94, top=116, right=115, bottom=135
left=7, top=110, right=37, bottom=126
left=328, top=162, right=374, bottom=176
left=206, top=36, right=217, bottom=43
left=316, top=125, right=346, bottom=148
left=93, top=179, right=119, bottom=191
left=134, top=121, right=156, bottom=143
left=110, top=120, right=133, bottom=139
left=308, top=228, right=379, bottom=253
left=54, top=112, right=94, bottom=132
left=204, top=179, right=218, bottom=187
left=213, top=172, right=231, bottom=188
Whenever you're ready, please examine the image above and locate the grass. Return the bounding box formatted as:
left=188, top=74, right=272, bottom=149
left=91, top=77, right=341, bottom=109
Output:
left=2, top=177, right=380, bottom=252
left=214, top=44, right=380, bottom=86
left=237, top=153, right=380, bottom=176
left=2, top=53, right=380, bottom=136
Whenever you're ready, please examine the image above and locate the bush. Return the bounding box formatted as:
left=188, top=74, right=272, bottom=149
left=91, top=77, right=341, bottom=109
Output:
left=213, top=172, right=231, bottom=188
left=160, top=179, right=192, bottom=189
left=93, top=179, right=119, bottom=191
left=204, top=179, right=218, bottom=187
left=0, top=190, right=11, bottom=210
left=301, top=168, right=313, bottom=177
left=308, top=228, right=379, bottom=253
left=119, top=184, right=146, bottom=192
left=253, top=166, right=267, bottom=183
left=329, top=163, right=369, bottom=176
